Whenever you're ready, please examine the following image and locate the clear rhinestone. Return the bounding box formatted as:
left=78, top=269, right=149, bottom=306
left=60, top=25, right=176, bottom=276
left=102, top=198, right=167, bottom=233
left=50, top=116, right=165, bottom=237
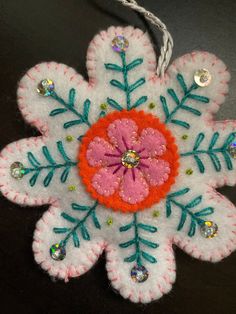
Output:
left=228, top=142, right=236, bottom=159
left=10, top=162, right=25, bottom=179
left=50, top=243, right=66, bottom=261
left=131, top=265, right=149, bottom=283
left=37, top=79, right=55, bottom=96
left=194, top=69, right=212, bottom=87
left=121, top=150, right=140, bottom=169
left=112, top=35, right=129, bottom=53
left=200, top=221, right=218, bottom=238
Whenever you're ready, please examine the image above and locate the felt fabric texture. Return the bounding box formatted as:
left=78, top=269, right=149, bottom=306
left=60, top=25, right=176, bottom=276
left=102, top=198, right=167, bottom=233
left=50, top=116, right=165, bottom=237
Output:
left=0, top=26, right=236, bottom=304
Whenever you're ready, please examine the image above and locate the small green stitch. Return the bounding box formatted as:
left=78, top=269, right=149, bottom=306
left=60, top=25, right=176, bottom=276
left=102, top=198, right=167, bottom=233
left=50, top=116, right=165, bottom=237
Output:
left=106, top=217, right=113, bottom=226
left=181, top=132, right=236, bottom=173
left=166, top=188, right=214, bottom=237
left=149, top=102, right=156, bottom=109
left=181, top=134, right=188, bottom=140
left=152, top=210, right=160, bottom=218
left=160, top=73, right=210, bottom=129
left=105, top=52, right=147, bottom=111
left=119, top=213, right=158, bottom=266
left=100, top=103, right=108, bottom=110
left=24, top=141, right=77, bottom=187
left=185, top=168, right=193, bottom=175
left=68, top=185, right=76, bottom=191
left=53, top=201, right=100, bottom=248
left=66, top=135, right=74, bottom=142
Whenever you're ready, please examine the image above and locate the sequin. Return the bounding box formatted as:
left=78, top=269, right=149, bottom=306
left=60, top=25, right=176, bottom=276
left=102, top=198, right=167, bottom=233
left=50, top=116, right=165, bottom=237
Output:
left=228, top=141, right=236, bottom=159
left=66, top=135, right=74, bottom=142
left=112, top=35, right=129, bottom=53
left=185, top=168, right=193, bottom=175
left=37, top=79, right=55, bottom=96
left=200, top=221, right=218, bottom=238
left=121, top=150, right=140, bottom=168
left=194, top=69, right=212, bottom=87
left=10, top=162, right=25, bottom=179
left=131, top=265, right=149, bottom=283
left=149, top=102, right=156, bottom=109
left=106, top=217, right=113, bottom=226
left=50, top=243, right=66, bottom=261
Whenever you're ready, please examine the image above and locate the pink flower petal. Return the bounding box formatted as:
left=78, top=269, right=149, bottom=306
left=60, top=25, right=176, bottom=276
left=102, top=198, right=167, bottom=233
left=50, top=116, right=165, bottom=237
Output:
left=92, top=168, right=121, bottom=197
left=86, top=137, right=120, bottom=167
left=119, top=169, right=149, bottom=204
left=107, top=119, right=138, bottom=152
left=134, top=128, right=167, bottom=157
left=141, top=158, right=170, bottom=186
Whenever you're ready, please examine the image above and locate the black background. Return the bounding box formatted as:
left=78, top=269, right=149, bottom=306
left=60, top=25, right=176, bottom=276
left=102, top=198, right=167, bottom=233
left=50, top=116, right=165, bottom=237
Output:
left=0, top=1, right=236, bottom=313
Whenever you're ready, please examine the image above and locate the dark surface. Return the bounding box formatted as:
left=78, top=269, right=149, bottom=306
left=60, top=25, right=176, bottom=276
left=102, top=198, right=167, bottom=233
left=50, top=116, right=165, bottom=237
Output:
left=0, top=1, right=236, bottom=313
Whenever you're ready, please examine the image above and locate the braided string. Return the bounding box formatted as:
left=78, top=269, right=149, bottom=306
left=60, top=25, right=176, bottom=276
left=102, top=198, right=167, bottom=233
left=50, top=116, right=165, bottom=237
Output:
left=116, top=0, right=173, bottom=77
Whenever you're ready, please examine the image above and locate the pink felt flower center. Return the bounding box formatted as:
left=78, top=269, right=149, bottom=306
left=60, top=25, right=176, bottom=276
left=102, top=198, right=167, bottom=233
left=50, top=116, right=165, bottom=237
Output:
left=86, top=118, right=170, bottom=205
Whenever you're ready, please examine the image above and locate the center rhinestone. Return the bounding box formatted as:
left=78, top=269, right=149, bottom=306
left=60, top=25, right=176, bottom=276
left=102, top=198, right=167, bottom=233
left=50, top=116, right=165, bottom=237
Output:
left=121, top=150, right=140, bottom=169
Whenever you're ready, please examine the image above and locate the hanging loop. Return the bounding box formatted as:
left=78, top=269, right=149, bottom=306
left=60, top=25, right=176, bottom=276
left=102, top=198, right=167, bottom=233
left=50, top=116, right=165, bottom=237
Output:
left=116, top=0, right=173, bottom=77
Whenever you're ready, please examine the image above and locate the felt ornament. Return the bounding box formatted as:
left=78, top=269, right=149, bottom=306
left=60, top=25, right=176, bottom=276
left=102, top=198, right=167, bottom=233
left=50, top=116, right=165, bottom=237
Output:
left=1, top=0, right=236, bottom=304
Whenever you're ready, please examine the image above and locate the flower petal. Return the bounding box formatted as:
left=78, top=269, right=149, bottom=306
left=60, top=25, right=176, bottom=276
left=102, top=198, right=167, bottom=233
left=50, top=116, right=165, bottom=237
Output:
left=119, top=169, right=149, bottom=204
left=33, top=205, right=105, bottom=281
left=106, top=211, right=176, bottom=303
left=107, top=118, right=138, bottom=152
left=86, top=137, right=119, bottom=167
left=167, top=184, right=236, bottom=262
left=135, top=128, right=167, bottom=157
left=141, top=158, right=170, bottom=186
left=92, top=168, right=121, bottom=197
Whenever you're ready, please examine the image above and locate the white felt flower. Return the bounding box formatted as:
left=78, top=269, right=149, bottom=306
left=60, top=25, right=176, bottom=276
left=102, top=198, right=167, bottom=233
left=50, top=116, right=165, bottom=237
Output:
left=1, top=26, right=236, bottom=304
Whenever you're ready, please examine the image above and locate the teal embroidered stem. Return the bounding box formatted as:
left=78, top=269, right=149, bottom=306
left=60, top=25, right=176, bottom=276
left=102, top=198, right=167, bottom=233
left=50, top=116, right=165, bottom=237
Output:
left=120, top=52, right=131, bottom=109
left=160, top=73, right=210, bottom=129
left=181, top=148, right=223, bottom=156
left=170, top=199, right=205, bottom=226
left=105, top=53, right=147, bottom=110
left=62, top=202, right=98, bottom=246
left=180, top=132, right=236, bottom=172
left=165, top=83, right=198, bottom=123
left=53, top=201, right=101, bottom=248
left=49, top=89, right=91, bottom=128
left=24, top=141, right=77, bottom=187
left=133, top=213, right=142, bottom=266
left=166, top=187, right=214, bottom=237
left=119, top=213, right=158, bottom=265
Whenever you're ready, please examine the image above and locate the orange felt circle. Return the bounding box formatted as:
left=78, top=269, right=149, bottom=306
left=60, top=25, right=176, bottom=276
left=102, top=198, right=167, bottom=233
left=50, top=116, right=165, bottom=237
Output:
left=78, top=110, right=179, bottom=213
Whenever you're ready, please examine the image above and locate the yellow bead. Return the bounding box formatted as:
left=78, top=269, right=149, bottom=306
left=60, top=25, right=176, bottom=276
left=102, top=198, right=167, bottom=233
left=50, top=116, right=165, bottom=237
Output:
left=185, top=168, right=193, bottom=175
left=100, top=103, right=108, bottom=110
left=68, top=185, right=76, bottom=191
left=149, top=102, right=156, bottom=109
left=66, top=135, right=74, bottom=142
left=106, top=217, right=113, bottom=226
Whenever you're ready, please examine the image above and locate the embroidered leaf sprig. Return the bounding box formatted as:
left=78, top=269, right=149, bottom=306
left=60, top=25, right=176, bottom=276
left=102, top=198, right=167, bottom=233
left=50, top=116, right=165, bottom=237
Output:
left=24, top=141, right=77, bottom=187
left=160, top=73, right=209, bottom=129
left=53, top=201, right=100, bottom=248
left=105, top=52, right=147, bottom=111
left=166, top=188, right=214, bottom=237
left=181, top=132, right=236, bottom=172
left=119, top=213, right=158, bottom=266
left=49, top=88, right=91, bottom=128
